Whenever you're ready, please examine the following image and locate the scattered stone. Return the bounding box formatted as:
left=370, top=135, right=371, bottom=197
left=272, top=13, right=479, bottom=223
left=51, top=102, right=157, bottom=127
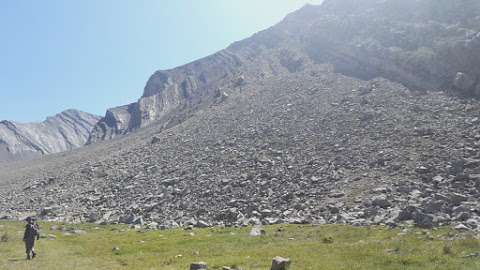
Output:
left=450, top=193, right=468, bottom=205
left=415, top=166, right=430, bottom=174
left=414, top=212, right=436, bottom=229
left=72, top=229, right=87, bottom=235
left=271, top=257, right=291, bottom=270
left=462, top=252, right=480, bottom=258
left=119, top=214, right=144, bottom=226
left=151, top=136, right=161, bottom=144
left=196, top=220, right=210, bottom=228
left=372, top=195, right=391, bottom=209
left=454, top=224, right=470, bottom=231
left=329, top=192, right=345, bottom=198
left=453, top=72, right=476, bottom=94
left=190, top=262, right=208, bottom=270
left=249, top=225, right=266, bottom=237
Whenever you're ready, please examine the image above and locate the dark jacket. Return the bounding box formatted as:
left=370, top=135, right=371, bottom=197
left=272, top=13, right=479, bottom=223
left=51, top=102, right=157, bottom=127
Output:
left=23, top=223, right=40, bottom=242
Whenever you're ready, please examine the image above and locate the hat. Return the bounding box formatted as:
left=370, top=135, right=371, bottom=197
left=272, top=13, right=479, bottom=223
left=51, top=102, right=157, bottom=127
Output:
left=26, top=216, right=35, bottom=222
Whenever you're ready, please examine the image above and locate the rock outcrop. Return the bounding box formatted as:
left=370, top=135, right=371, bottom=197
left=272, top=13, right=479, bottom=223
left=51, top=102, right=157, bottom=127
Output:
left=89, top=0, right=480, bottom=143
left=88, top=35, right=314, bottom=142
left=0, top=109, right=100, bottom=162
left=309, top=0, right=480, bottom=92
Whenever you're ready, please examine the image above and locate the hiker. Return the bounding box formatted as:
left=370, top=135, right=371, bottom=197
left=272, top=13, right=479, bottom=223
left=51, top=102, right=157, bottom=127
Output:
left=23, top=217, right=40, bottom=260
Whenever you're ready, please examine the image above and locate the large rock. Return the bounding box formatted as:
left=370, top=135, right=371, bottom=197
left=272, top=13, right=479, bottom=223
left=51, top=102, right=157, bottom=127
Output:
left=397, top=207, right=416, bottom=222
left=371, top=195, right=391, bottom=209
left=249, top=225, right=266, bottom=237
left=450, top=193, right=468, bottom=206
left=271, top=257, right=291, bottom=270
left=453, top=72, right=477, bottom=94
left=119, top=214, right=144, bottom=225
left=190, top=262, right=208, bottom=270
left=414, top=212, right=437, bottom=229
left=397, top=206, right=437, bottom=228
left=422, top=200, right=445, bottom=214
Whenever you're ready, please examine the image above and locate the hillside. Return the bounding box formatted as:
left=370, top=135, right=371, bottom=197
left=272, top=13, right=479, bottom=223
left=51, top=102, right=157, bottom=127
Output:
left=2, top=69, right=480, bottom=231
left=89, top=0, right=480, bottom=142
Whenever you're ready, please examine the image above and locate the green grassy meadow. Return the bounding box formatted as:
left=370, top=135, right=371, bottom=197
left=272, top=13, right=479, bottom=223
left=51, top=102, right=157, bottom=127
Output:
left=0, top=222, right=479, bottom=270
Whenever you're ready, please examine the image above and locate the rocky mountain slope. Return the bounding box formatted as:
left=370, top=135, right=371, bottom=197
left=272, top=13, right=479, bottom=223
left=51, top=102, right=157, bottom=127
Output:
left=0, top=109, right=100, bottom=162
left=3, top=69, right=480, bottom=230
left=1, top=0, right=480, bottom=231
left=89, top=0, right=480, bottom=143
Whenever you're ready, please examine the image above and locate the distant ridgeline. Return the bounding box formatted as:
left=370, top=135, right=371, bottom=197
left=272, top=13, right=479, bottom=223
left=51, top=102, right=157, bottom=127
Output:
left=0, top=110, right=100, bottom=162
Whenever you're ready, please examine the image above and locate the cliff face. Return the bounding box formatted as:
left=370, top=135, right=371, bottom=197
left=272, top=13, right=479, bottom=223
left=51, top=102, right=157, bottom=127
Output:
left=89, top=0, right=480, bottom=143
left=306, top=0, right=480, bottom=92
left=0, top=109, right=100, bottom=162
left=87, top=9, right=317, bottom=142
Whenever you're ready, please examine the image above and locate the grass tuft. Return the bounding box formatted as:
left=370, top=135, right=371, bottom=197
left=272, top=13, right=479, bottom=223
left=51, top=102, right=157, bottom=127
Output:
left=0, top=232, right=9, bottom=243
left=443, top=243, right=454, bottom=255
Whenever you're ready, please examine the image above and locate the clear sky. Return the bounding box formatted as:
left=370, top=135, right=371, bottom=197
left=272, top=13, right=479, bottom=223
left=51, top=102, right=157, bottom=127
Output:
left=0, top=0, right=323, bottom=122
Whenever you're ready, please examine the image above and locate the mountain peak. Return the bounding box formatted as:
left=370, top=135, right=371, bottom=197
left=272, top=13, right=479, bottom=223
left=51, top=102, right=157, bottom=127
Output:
left=0, top=109, right=101, bottom=162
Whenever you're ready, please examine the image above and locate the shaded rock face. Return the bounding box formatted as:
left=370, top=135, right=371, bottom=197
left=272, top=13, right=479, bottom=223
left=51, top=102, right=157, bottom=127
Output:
left=88, top=35, right=314, bottom=142
left=308, top=0, right=480, bottom=92
left=0, top=110, right=100, bottom=162
left=89, top=0, right=480, bottom=143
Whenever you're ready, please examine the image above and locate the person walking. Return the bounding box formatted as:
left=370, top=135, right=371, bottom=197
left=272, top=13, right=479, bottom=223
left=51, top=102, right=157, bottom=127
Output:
left=23, top=217, right=40, bottom=260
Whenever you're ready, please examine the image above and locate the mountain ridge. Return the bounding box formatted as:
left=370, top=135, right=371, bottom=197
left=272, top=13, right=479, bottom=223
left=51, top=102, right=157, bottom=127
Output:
left=0, top=109, right=101, bottom=162
left=87, top=5, right=318, bottom=143
left=89, top=0, right=480, bottom=144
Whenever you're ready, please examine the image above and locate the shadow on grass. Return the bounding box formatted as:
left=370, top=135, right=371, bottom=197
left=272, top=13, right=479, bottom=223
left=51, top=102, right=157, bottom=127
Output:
left=8, top=258, right=26, bottom=262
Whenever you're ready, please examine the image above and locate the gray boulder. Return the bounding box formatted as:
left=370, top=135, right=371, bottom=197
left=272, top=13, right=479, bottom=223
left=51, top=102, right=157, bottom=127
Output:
left=397, top=206, right=437, bottom=228
left=414, top=212, right=436, bottom=229
left=119, top=214, right=144, bottom=225
left=249, top=225, right=266, bottom=237
left=372, top=196, right=391, bottom=209
left=190, top=262, right=208, bottom=270
left=422, top=200, right=445, bottom=214
left=196, top=220, right=210, bottom=228
left=271, top=257, right=291, bottom=270
left=465, top=218, right=480, bottom=229
left=450, top=193, right=468, bottom=206
left=453, top=72, right=477, bottom=94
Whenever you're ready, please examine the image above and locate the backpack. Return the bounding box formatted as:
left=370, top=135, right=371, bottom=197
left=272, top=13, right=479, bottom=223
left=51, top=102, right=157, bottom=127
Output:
left=24, top=223, right=39, bottom=240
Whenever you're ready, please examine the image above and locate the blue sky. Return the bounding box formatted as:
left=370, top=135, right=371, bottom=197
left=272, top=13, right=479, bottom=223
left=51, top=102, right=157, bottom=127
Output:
left=0, top=0, right=323, bottom=122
